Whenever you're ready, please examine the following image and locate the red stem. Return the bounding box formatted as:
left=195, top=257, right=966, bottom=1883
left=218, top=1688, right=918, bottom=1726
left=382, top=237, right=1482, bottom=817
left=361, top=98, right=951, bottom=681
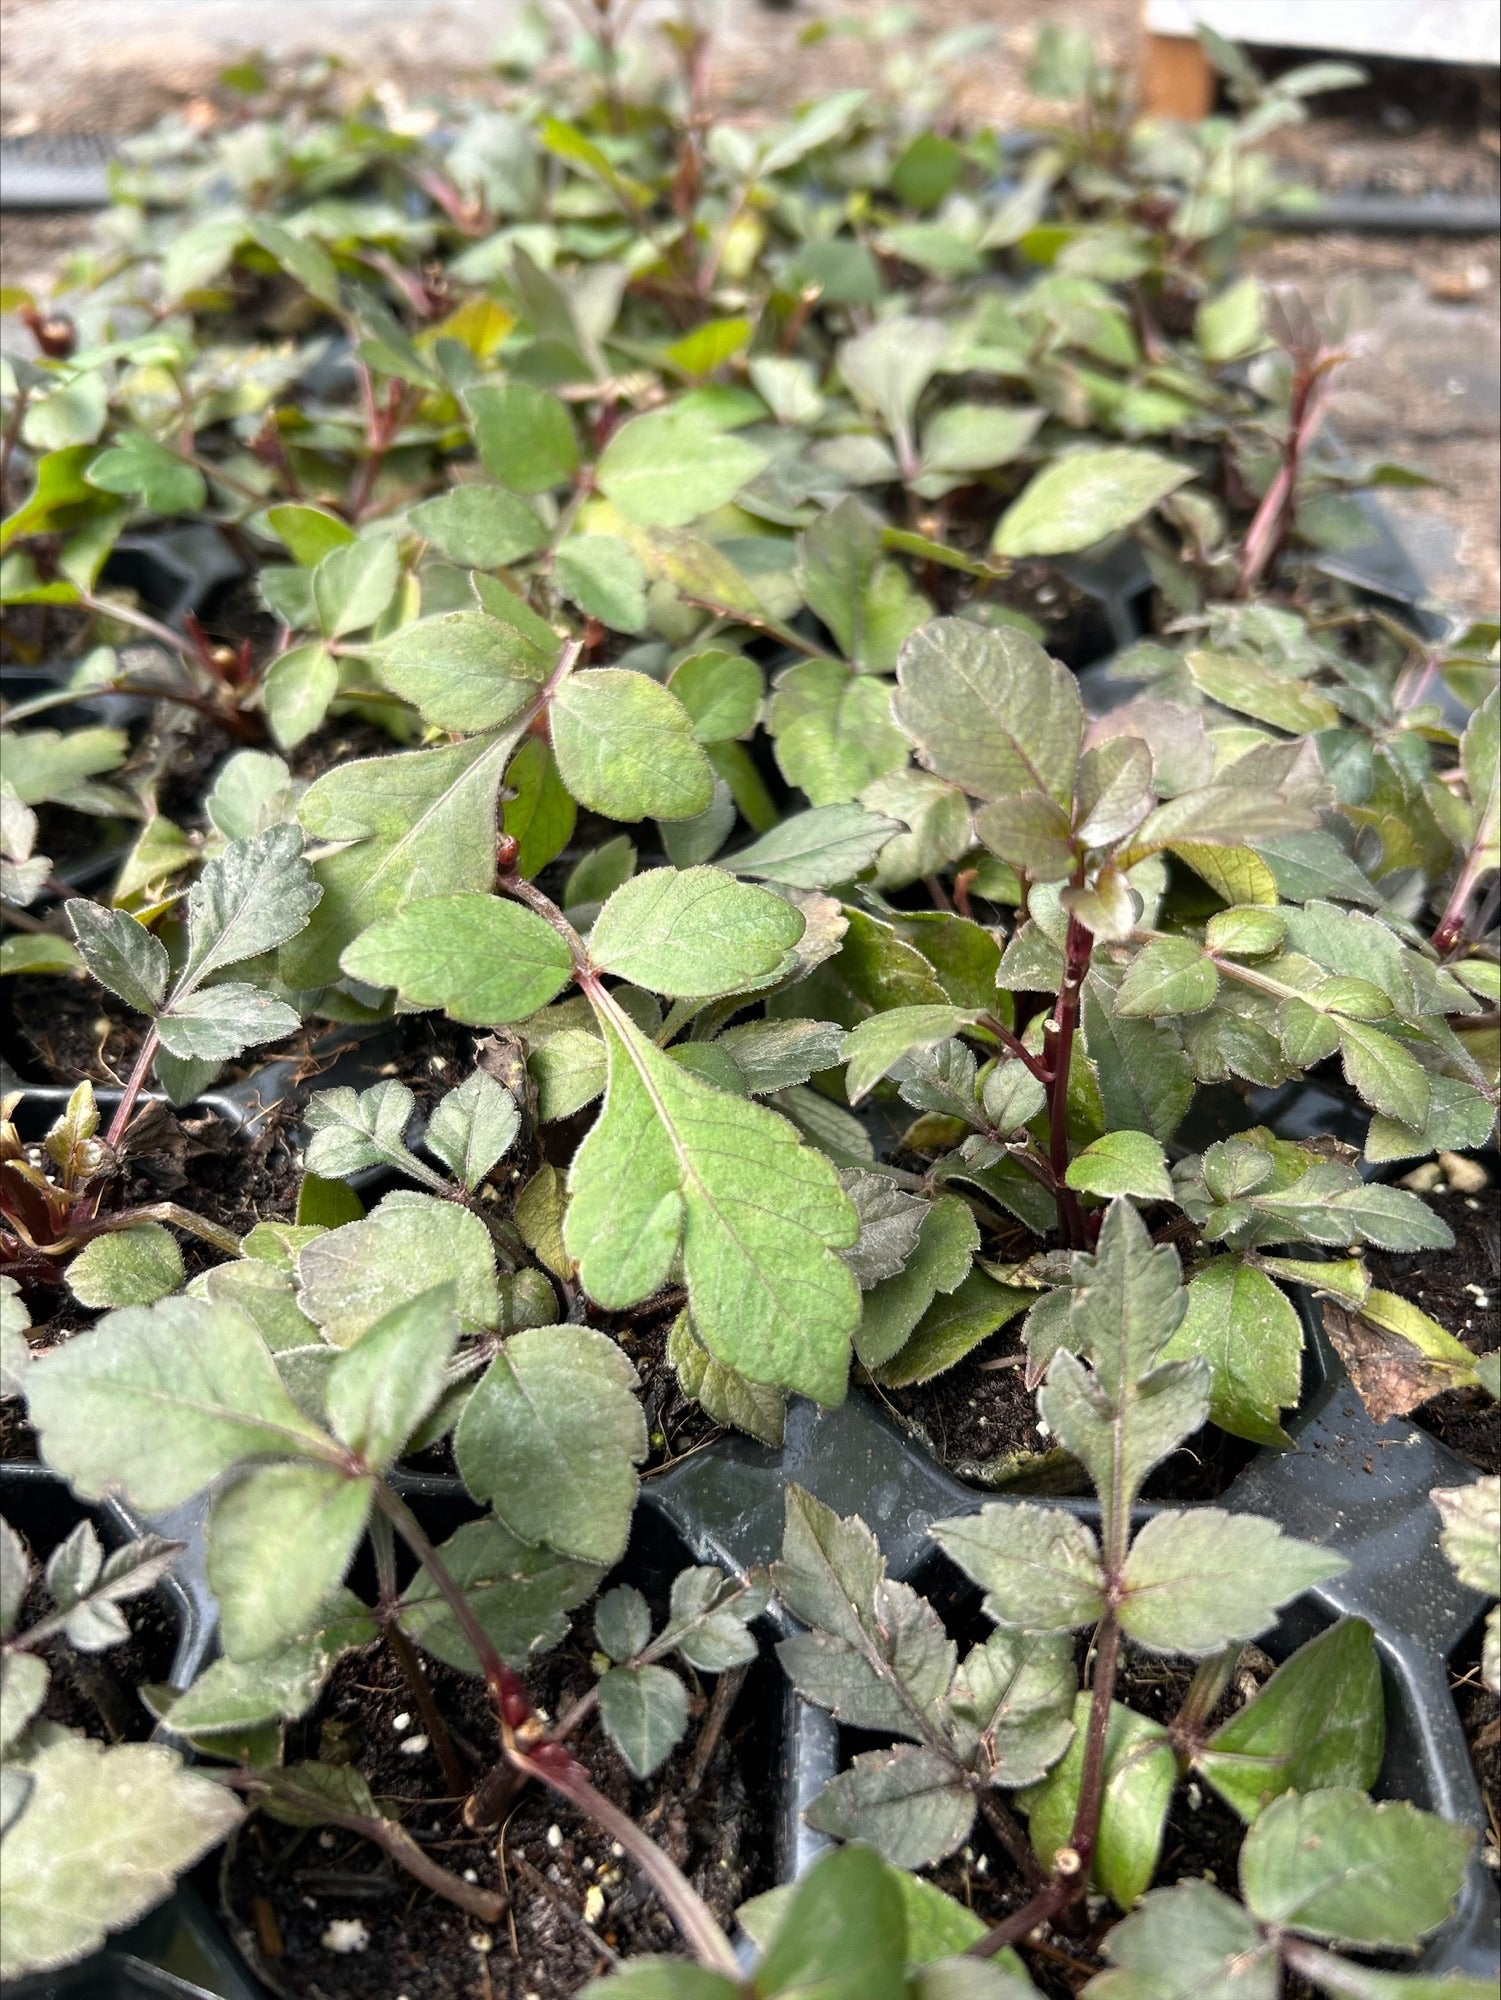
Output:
left=1042, top=913, right=1093, bottom=1249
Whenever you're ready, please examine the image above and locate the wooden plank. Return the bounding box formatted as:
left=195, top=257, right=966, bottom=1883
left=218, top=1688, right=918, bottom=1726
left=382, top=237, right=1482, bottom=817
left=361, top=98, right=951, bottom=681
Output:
left=1141, top=31, right=1215, bottom=120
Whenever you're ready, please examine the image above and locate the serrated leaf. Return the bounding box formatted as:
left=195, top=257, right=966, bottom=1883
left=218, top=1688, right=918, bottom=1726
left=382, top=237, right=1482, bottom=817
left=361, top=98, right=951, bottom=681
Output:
left=455, top=1325, right=646, bottom=1565
left=1162, top=1258, right=1302, bottom=1448
left=311, top=535, right=399, bottom=639
left=595, top=408, right=768, bottom=527
left=180, top=824, right=321, bottom=989
left=588, top=866, right=804, bottom=998
left=659, top=1566, right=767, bottom=1673
left=895, top=618, right=1083, bottom=808
left=945, top=1625, right=1077, bottom=1783
left=374, top=608, right=554, bottom=733
left=1119, top=1509, right=1344, bottom=1654
left=67, top=1223, right=184, bottom=1309
left=64, top=902, right=168, bottom=1013
left=1024, top=1694, right=1174, bottom=1908
left=874, top=1266, right=1032, bottom=1387
left=324, top=1285, right=458, bottom=1470
left=24, top=1297, right=331, bottom=1511
left=1198, top=1617, right=1384, bottom=1820
left=839, top=1172, right=929, bottom=1287
left=0, top=1513, right=30, bottom=1637
left=566, top=1001, right=859, bottom=1402
left=598, top=1663, right=690, bottom=1777
left=163, top=1593, right=373, bottom=1734
left=596, top=1583, right=653, bottom=1662
left=714, top=1018, right=847, bottom=1094
left=993, top=450, right=1191, bottom=558
left=806, top=1742, right=974, bottom=1868
left=1337, top=1021, right=1432, bottom=1130
left=303, top=1080, right=426, bottom=1182
left=295, top=1192, right=498, bottom=1348
left=409, top=486, right=547, bottom=569
left=1065, top=1132, right=1172, bottom=1202
left=844, top=1006, right=978, bottom=1103
left=0, top=1735, right=242, bottom=1980
left=399, top=1515, right=600, bottom=1672
left=857, top=1195, right=979, bottom=1371
left=155, top=983, right=301, bottom=1061
left=930, top=1504, right=1106, bottom=1634
left=1116, top=937, right=1218, bottom=1017
left=287, top=734, right=519, bottom=987
left=1088, top=1879, right=1278, bottom=2000
left=209, top=1460, right=372, bottom=1659
left=668, top=1311, right=787, bottom=1447
left=1, top=1652, right=48, bottom=1754
left=342, top=891, right=574, bottom=1021
left=726, top=805, right=903, bottom=890
left=551, top=668, right=714, bottom=822
left=1240, top=1789, right=1473, bottom=1948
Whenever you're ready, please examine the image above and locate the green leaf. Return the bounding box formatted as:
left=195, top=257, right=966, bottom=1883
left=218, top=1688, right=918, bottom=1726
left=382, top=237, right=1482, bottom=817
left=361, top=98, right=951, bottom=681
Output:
left=455, top=1325, right=646, bottom=1565
left=2, top=445, right=114, bottom=553
left=755, top=1843, right=907, bottom=2000
left=0, top=723, right=127, bottom=811
left=930, top=1503, right=1106, bottom=1634
left=22, top=371, right=108, bottom=452
left=556, top=534, right=649, bottom=633
left=1196, top=276, right=1265, bottom=363
left=894, top=617, right=1083, bottom=807
left=658, top=1565, right=767, bottom=1672
left=1081, top=973, right=1195, bottom=1143
left=248, top=217, right=341, bottom=308
left=799, top=496, right=930, bottom=672
left=774, top=1486, right=955, bottom=1736
left=806, top=1742, right=975, bottom=1869
left=1198, top=1617, right=1384, bottom=1820
left=769, top=659, right=910, bottom=807
left=1337, top=1021, right=1432, bottom=1130
left=410, top=486, right=548, bottom=569
left=1120, top=1509, right=1345, bottom=1654
left=25, top=1297, right=330, bottom=1511
left=0, top=1511, right=30, bottom=1636
left=303, top=1080, right=426, bottom=1182
left=566, top=1002, right=859, bottom=1402
left=595, top=407, right=768, bottom=527
left=1162, top=1258, right=1302, bottom=1448
left=1040, top=1349, right=1206, bottom=1536
left=1088, top=1879, right=1278, bottom=2000
left=67, top=1223, right=184, bottom=1309
left=668, top=649, right=764, bottom=743
left=342, top=892, right=574, bottom=1021
left=161, top=1592, right=373, bottom=1735
left=503, top=737, right=576, bottom=878
left=1364, top=1074, right=1497, bottom=1165
left=399, top=1516, right=600, bottom=1672
left=263, top=642, right=338, bottom=750
left=1065, top=1132, right=1172, bottom=1202
left=2, top=1652, right=48, bottom=1753
left=295, top=1192, right=498, bottom=1348
left=843, top=1006, right=978, bottom=1103
left=1116, top=938, right=1218, bottom=1017
left=551, top=668, right=715, bottom=822
left=324, top=1285, right=458, bottom=1470
left=726, top=805, right=902, bottom=890
left=839, top=315, right=951, bottom=458
left=669, top=1312, right=786, bottom=1447
left=1185, top=651, right=1339, bottom=734
left=1024, top=1694, right=1174, bottom=1908
left=208, top=1461, right=372, bottom=1659
left=155, top=983, right=301, bottom=1061
left=946, top=1625, right=1077, bottom=1784
left=856, top=1195, right=979, bottom=1371
left=588, top=866, right=804, bottom=998
left=423, top=1069, right=521, bottom=1191
left=0, top=1736, right=242, bottom=1981
left=287, top=734, right=519, bottom=986
left=1240, top=1789, right=1474, bottom=1948
left=1205, top=907, right=1286, bottom=957
left=375, top=605, right=555, bottom=733
left=309, top=535, right=400, bottom=640
left=265, top=503, right=357, bottom=567
left=873, top=1266, right=1033, bottom=1387
left=466, top=381, right=579, bottom=493
left=596, top=1583, right=652, bottom=1661
left=65, top=902, right=168, bottom=1013
left=993, top=450, right=1192, bottom=558
left=921, top=403, right=1043, bottom=479
left=597, top=1663, right=689, bottom=1776
left=580, top=1966, right=737, bottom=2000
left=1432, top=1477, right=1499, bottom=1596
left=87, top=433, right=205, bottom=516
left=180, top=823, right=321, bottom=990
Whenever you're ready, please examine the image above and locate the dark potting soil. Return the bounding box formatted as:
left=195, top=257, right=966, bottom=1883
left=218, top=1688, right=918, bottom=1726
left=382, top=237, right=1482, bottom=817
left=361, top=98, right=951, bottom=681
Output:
left=16, top=1566, right=177, bottom=1745
left=224, top=1637, right=773, bottom=2000
left=1366, top=1181, right=1500, bottom=1476
left=1449, top=1616, right=1501, bottom=1861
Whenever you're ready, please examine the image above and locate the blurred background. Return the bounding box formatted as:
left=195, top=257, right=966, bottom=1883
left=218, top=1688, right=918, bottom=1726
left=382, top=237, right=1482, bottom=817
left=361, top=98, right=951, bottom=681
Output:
left=2, top=0, right=1498, bottom=609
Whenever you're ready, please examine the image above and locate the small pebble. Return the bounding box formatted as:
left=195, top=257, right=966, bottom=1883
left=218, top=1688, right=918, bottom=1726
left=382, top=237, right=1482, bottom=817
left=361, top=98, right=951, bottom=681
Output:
left=583, top=1885, right=606, bottom=1926
left=470, top=1934, right=493, bottom=1954
left=547, top=1824, right=564, bottom=1850
left=463, top=1869, right=478, bottom=1883
left=321, top=1919, right=370, bottom=1955
left=317, top=1830, right=335, bottom=1849
left=392, top=1712, right=412, bottom=1732
left=610, top=1841, right=624, bottom=1858
left=399, top=1733, right=429, bottom=1756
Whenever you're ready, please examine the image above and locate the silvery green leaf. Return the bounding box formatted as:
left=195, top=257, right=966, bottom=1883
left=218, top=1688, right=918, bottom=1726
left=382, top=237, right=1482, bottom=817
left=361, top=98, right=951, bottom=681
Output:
left=895, top=617, right=1083, bottom=809
left=596, top=1584, right=652, bottom=1663
left=773, top=1486, right=954, bottom=1735
left=838, top=1171, right=929, bottom=1287
left=1041, top=1347, right=1208, bottom=1535
left=944, top=1626, right=1076, bottom=1783
left=44, top=1524, right=181, bottom=1652
left=838, top=316, right=952, bottom=460
left=567, top=1005, right=859, bottom=1404
left=725, top=805, right=905, bottom=890
left=295, top=1192, right=498, bottom=1347
left=24, top=1297, right=331, bottom=1512
left=714, top=1018, right=847, bottom=1094
left=311, top=534, right=399, bottom=639
left=408, top=487, right=547, bottom=571
left=930, top=1504, right=1105, bottom=1634
left=993, top=448, right=1192, bottom=559
left=163, top=1593, right=373, bottom=1735
left=375, top=602, right=554, bottom=735
left=844, top=1006, right=978, bottom=1103
left=1119, top=1509, right=1345, bottom=1654
left=1, top=1281, right=32, bottom=1401
left=551, top=668, right=714, bottom=822
left=67, top=1223, right=184, bottom=1309
left=668, top=1311, right=787, bottom=1448
left=155, top=983, right=301, bottom=1061
left=423, top=1069, right=521, bottom=1191
left=0, top=1736, right=243, bottom=1981
left=189, top=1259, right=317, bottom=1353
left=594, top=407, right=768, bottom=528
left=1024, top=1694, right=1175, bottom=1909
left=343, top=890, right=575, bottom=1023
left=1088, top=1878, right=1278, bottom=2000
left=398, top=1516, right=600, bottom=1672
left=659, top=1566, right=768, bottom=1672
left=1161, top=1257, right=1301, bottom=1448
left=205, top=750, right=297, bottom=841
left=1241, top=1790, right=1473, bottom=1949
left=589, top=866, right=805, bottom=998
left=455, top=1325, right=646, bottom=1566
left=598, top=1663, right=689, bottom=1777
left=324, top=1285, right=459, bottom=1471
left=1433, top=1479, right=1499, bottom=1693
left=65, top=901, right=169, bottom=1014
left=768, top=659, right=910, bottom=807
left=982, top=1059, right=1047, bottom=1133
left=1064, top=1132, right=1172, bottom=1203
left=856, top=1195, right=979, bottom=1373
left=208, top=1460, right=372, bottom=1660
left=1, top=1512, right=31, bottom=1637
left=806, top=1743, right=974, bottom=1869
left=179, top=823, right=321, bottom=990
left=1, top=1653, right=48, bottom=1755
left=798, top=496, right=929, bottom=673
left=303, top=1081, right=428, bottom=1182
